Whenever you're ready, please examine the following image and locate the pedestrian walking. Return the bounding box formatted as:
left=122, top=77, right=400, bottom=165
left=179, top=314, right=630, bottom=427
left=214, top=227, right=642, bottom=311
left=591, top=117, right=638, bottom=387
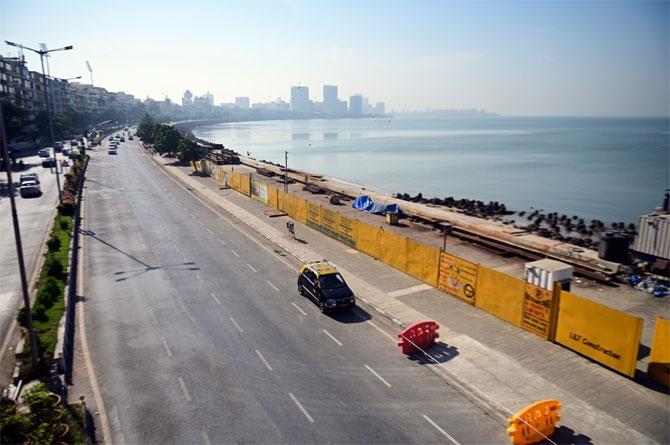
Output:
left=286, top=220, right=295, bottom=239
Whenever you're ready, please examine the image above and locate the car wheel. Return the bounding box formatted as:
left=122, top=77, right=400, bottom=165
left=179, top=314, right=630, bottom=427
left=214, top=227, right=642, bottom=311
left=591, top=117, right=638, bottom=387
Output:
left=319, top=301, right=327, bottom=314
left=298, top=284, right=305, bottom=296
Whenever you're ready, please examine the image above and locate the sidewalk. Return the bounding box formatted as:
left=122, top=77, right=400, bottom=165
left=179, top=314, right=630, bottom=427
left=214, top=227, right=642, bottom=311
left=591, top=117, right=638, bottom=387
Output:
left=157, top=156, right=668, bottom=444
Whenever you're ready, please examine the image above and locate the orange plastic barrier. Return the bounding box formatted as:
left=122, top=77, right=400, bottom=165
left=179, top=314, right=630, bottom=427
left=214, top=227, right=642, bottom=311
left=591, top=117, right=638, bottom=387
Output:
left=397, top=321, right=440, bottom=355
left=507, top=399, right=561, bottom=445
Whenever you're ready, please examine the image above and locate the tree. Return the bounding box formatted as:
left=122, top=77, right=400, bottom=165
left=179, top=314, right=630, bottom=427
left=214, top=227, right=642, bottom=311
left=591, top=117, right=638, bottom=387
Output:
left=176, top=139, right=206, bottom=170
left=1, top=101, right=27, bottom=142
left=153, top=124, right=181, bottom=155
left=136, top=114, right=157, bottom=143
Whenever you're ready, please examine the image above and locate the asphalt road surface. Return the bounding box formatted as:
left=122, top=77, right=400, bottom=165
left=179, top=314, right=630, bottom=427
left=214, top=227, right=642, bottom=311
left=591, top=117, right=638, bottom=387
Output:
left=82, top=138, right=509, bottom=444
left=0, top=147, right=70, bottom=349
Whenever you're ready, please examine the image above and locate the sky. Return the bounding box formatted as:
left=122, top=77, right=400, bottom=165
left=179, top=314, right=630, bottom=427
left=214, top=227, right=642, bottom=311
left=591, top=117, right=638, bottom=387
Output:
left=2, top=0, right=669, bottom=116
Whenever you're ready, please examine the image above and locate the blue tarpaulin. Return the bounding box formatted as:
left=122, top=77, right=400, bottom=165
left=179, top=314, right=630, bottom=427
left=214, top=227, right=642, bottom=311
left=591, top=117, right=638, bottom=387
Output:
left=352, top=195, right=402, bottom=216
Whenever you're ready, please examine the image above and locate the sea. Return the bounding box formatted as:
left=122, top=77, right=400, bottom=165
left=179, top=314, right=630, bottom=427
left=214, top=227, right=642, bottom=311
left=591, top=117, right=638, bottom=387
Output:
left=192, top=116, right=669, bottom=226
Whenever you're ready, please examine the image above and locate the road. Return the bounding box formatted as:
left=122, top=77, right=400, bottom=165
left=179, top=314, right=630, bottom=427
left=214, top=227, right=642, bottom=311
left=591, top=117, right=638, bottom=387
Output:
left=0, top=147, right=71, bottom=351
left=82, top=137, right=509, bottom=444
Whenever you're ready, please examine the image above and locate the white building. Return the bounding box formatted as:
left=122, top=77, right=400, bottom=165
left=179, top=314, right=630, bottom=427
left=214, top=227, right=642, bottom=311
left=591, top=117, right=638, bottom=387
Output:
left=291, top=85, right=310, bottom=113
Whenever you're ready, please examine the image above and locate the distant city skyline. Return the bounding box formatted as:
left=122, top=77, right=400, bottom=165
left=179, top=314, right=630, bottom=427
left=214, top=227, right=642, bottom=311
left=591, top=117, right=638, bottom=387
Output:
left=2, top=0, right=668, bottom=116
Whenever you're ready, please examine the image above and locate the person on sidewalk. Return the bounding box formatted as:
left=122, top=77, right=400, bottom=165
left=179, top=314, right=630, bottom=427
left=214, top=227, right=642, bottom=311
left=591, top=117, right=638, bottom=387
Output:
left=286, top=220, right=295, bottom=239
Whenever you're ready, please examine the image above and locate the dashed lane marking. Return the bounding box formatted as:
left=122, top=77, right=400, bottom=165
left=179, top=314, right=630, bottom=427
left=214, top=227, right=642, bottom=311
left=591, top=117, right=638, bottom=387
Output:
left=364, top=364, right=392, bottom=387
left=210, top=293, right=222, bottom=305
left=266, top=280, right=280, bottom=292
left=255, top=350, right=273, bottom=371
left=178, top=376, right=192, bottom=402
left=291, top=302, right=308, bottom=316
left=202, top=432, right=212, bottom=445
left=161, top=338, right=173, bottom=357
left=422, top=414, right=460, bottom=445
left=231, top=249, right=240, bottom=257
left=365, top=320, right=397, bottom=343
left=247, top=264, right=258, bottom=273
left=322, top=329, right=342, bottom=346
left=230, top=317, right=244, bottom=333
left=206, top=228, right=214, bottom=235
left=289, top=392, right=314, bottom=423
left=217, top=238, right=226, bottom=246
left=196, top=274, right=204, bottom=284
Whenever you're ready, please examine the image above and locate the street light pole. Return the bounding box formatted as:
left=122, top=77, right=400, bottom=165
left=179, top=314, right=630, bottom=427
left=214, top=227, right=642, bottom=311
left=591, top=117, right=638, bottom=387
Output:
left=5, top=41, right=74, bottom=205
left=0, top=102, right=41, bottom=372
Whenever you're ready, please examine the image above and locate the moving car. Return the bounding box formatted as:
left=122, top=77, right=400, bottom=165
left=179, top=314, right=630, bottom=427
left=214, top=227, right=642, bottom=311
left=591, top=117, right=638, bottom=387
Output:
left=108, top=147, right=117, bottom=155
left=19, top=180, right=41, bottom=197
left=38, top=149, right=50, bottom=157
left=41, top=157, right=56, bottom=168
left=297, top=259, right=356, bottom=313
left=53, top=142, right=63, bottom=152
left=20, top=172, right=39, bottom=185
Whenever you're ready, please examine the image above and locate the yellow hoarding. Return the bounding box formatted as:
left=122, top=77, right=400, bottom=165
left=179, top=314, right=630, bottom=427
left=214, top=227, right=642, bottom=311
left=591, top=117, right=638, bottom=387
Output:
left=555, top=291, right=642, bottom=377
left=380, top=229, right=407, bottom=272
left=267, top=186, right=278, bottom=209
left=521, top=283, right=558, bottom=339
left=475, top=266, right=524, bottom=326
left=438, top=252, right=478, bottom=305
left=648, top=316, right=670, bottom=387
left=405, top=239, right=440, bottom=287
left=240, top=175, right=251, bottom=196
left=357, top=221, right=381, bottom=259
left=338, top=214, right=358, bottom=248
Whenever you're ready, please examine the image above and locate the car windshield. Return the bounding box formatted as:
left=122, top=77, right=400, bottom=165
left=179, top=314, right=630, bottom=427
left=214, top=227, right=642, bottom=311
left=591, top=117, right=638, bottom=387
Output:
left=319, top=273, right=346, bottom=289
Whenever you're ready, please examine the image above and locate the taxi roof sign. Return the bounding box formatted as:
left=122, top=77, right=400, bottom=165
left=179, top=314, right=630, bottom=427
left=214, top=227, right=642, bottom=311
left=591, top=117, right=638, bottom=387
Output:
left=303, top=259, right=338, bottom=276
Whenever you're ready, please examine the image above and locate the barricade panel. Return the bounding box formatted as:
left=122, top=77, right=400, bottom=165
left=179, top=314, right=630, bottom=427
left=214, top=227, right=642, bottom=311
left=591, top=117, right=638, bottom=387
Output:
left=268, top=186, right=278, bottom=209
left=293, top=197, right=308, bottom=223
left=475, top=266, right=524, bottom=326
left=648, top=316, right=669, bottom=386
left=438, top=252, right=478, bottom=305
left=357, top=221, right=381, bottom=259
left=555, top=291, right=642, bottom=377
left=240, top=175, right=251, bottom=196
left=520, top=283, right=558, bottom=339
left=338, top=214, right=358, bottom=248
left=380, top=229, right=407, bottom=272
left=405, top=239, right=440, bottom=287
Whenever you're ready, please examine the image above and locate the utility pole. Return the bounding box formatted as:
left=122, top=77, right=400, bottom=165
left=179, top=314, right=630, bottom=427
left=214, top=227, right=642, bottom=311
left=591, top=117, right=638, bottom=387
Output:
left=39, top=53, right=62, bottom=204
left=0, top=102, right=41, bottom=372
left=284, top=150, right=288, bottom=193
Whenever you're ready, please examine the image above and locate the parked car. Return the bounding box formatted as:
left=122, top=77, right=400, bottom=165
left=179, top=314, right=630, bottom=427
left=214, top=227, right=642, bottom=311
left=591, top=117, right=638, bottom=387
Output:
left=20, top=180, right=41, bottom=197
left=41, top=157, right=56, bottom=168
left=297, top=260, right=356, bottom=313
left=53, top=142, right=63, bottom=152
left=38, top=149, right=50, bottom=157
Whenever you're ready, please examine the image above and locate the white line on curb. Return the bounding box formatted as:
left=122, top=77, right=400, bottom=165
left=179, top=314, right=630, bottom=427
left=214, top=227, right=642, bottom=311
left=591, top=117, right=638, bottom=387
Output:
left=210, top=293, right=222, bottom=305
left=364, top=365, right=392, bottom=387
left=231, top=249, right=240, bottom=257
left=255, top=350, right=273, bottom=371
left=247, top=264, right=258, bottom=273
left=322, top=329, right=342, bottom=346
left=289, top=392, right=314, bottom=423
left=291, top=302, right=308, bottom=316
left=161, top=338, right=173, bottom=357
left=266, top=280, right=279, bottom=292
left=178, top=376, right=192, bottom=402
left=230, top=317, right=244, bottom=333
left=422, top=414, right=460, bottom=445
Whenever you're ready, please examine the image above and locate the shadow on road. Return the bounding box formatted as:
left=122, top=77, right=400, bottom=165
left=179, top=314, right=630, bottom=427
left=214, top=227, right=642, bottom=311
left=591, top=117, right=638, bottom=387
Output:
left=81, top=229, right=200, bottom=280
left=331, top=306, right=372, bottom=324
left=540, top=426, right=593, bottom=445
left=409, top=342, right=459, bottom=365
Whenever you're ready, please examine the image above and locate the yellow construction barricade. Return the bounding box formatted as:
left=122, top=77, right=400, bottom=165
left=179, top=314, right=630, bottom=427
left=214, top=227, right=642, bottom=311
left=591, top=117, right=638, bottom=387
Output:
left=475, top=266, right=525, bottom=326
left=647, top=316, right=670, bottom=387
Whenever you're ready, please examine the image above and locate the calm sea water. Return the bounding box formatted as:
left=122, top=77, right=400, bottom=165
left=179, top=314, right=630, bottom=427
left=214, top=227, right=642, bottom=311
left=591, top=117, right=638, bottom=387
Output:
left=193, top=116, right=669, bottom=225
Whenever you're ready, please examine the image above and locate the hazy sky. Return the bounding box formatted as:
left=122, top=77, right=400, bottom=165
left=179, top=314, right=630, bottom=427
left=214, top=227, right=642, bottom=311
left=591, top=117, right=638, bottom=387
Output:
left=2, top=0, right=668, bottom=116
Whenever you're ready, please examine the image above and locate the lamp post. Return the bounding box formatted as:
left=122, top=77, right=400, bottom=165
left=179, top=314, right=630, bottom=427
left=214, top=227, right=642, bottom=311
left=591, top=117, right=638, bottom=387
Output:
left=5, top=41, right=73, bottom=204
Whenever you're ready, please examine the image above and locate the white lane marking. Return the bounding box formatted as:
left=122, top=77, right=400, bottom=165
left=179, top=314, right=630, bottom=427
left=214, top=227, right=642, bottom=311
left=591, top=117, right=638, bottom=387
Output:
left=266, top=280, right=279, bottom=292
left=289, top=392, right=314, bottom=423
left=196, top=274, right=204, bottom=284
left=210, top=293, right=222, bottom=305
left=178, top=377, right=192, bottom=402
left=202, top=432, right=212, bottom=445
left=206, top=228, right=214, bottom=235
left=255, top=350, right=273, bottom=371
left=230, top=317, right=244, bottom=333
left=190, top=213, right=196, bottom=219
left=387, top=284, right=432, bottom=298
left=198, top=220, right=204, bottom=226
left=161, top=338, right=173, bottom=357
left=166, top=233, right=172, bottom=241
left=291, top=302, right=307, bottom=316
left=149, top=309, right=159, bottom=325
left=217, top=238, right=226, bottom=246
left=173, top=244, right=181, bottom=252
left=247, top=264, right=258, bottom=273
left=422, top=414, right=460, bottom=445
left=364, top=364, right=392, bottom=387
left=365, top=320, right=397, bottom=343
left=322, top=329, right=342, bottom=346
left=231, top=249, right=240, bottom=257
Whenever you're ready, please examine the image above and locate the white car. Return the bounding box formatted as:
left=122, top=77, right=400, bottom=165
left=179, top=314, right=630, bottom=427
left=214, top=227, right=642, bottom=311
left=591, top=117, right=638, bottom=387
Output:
left=20, top=180, right=41, bottom=197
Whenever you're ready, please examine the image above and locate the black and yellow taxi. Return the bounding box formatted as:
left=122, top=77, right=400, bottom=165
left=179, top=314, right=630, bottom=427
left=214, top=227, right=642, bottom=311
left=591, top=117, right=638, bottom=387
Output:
left=297, top=260, right=356, bottom=313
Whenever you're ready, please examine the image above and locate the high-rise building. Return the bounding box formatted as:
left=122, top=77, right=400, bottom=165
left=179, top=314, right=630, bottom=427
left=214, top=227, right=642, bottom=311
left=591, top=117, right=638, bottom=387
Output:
left=182, top=90, right=193, bottom=107
left=349, top=94, right=363, bottom=115
left=323, top=85, right=338, bottom=114
left=235, top=96, right=250, bottom=109
left=374, top=102, right=385, bottom=115
left=291, top=85, right=310, bottom=113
